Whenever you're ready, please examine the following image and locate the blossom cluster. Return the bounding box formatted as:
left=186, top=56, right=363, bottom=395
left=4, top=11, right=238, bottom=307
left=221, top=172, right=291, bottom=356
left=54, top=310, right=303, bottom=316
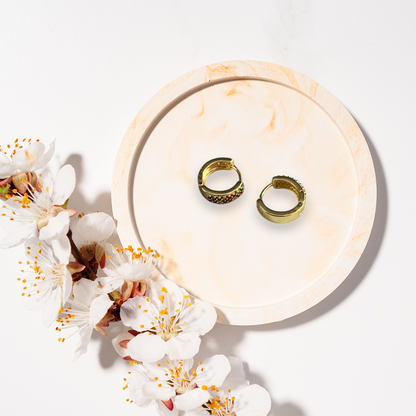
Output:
left=0, top=139, right=271, bottom=415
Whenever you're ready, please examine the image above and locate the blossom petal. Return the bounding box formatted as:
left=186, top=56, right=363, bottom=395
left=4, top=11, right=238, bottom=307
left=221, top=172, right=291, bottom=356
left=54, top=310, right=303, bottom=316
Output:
left=103, top=243, right=158, bottom=286
left=0, top=220, right=35, bottom=248
left=220, top=377, right=249, bottom=395
left=90, top=294, right=114, bottom=326
left=61, top=268, right=72, bottom=305
left=143, top=360, right=174, bottom=382
left=73, top=325, right=93, bottom=360
left=183, top=408, right=208, bottom=416
left=127, top=332, right=167, bottom=363
left=175, top=388, right=211, bottom=411
left=142, top=381, right=176, bottom=401
left=103, top=261, right=152, bottom=283
left=194, top=355, right=231, bottom=389
left=0, top=151, right=9, bottom=164
left=39, top=211, right=70, bottom=241
left=181, top=357, right=194, bottom=374
left=234, top=384, right=272, bottom=416
left=151, top=279, right=185, bottom=311
left=228, top=356, right=246, bottom=380
left=31, top=139, right=55, bottom=171
left=13, top=141, right=45, bottom=171
left=40, top=287, right=62, bottom=327
left=127, top=263, right=154, bottom=282
left=50, top=236, right=71, bottom=264
left=39, top=171, right=54, bottom=195
left=103, top=243, right=120, bottom=266
left=52, top=164, right=76, bottom=205
left=72, top=278, right=100, bottom=307
left=179, top=301, right=217, bottom=336
left=166, top=331, right=201, bottom=360
left=23, top=286, right=52, bottom=312
left=128, top=365, right=154, bottom=408
left=0, top=154, right=17, bottom=177
left=97, top=275, right=124, bottom=292
left=24, top=238, right=53, bottom=263
left=73, top=212, right=115, bottom=246
left=120, top=296, right=154, bottom=331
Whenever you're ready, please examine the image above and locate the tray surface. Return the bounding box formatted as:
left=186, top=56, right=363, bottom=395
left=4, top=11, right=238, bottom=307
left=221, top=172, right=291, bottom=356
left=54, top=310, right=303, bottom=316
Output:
left=112, top=61, right=376, bottom=325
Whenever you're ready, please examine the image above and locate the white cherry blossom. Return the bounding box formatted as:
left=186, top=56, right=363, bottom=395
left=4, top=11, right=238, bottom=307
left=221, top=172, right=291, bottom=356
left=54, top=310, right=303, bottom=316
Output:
left=55, top=278, right=113, bottom=360
left=0, top=138, right=55, bottom=179
left=72, top=212, right=115, bottom=247
left=99, top=243, right=159, bottom=300
left=184, top=357, right=272, bottom=416
left=120, top=279, right=217, bottom=363
left=127, top=364, right=176, bottom=416
left=72, top=212, right=115, bottom=267
left=19, top=237, right=72, bottom=327
left=0, top=164, right=76, bottom=248
left=148, top=355, right=230, bottom=410
left=125, top=355, right=230, bottom=415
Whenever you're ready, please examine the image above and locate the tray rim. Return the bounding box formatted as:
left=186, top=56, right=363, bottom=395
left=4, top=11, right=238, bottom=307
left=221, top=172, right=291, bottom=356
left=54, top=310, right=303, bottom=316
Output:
left=112, top=60, right=377, bottom=325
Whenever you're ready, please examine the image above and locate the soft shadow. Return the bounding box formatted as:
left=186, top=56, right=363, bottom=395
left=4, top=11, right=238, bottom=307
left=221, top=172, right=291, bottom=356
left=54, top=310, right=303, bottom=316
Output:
left=63, top=153, right=121, bottom=247
left=198, top=322, right=245, bottom=358
left=272, top=403, right=306, bottom=416
left=245, top=362, right=306, bottom=416
left=197, top=344, right=307, bottom=416
left=63, top=154, right=114, bottom=216
left=91, top=321, right=124, bottom=369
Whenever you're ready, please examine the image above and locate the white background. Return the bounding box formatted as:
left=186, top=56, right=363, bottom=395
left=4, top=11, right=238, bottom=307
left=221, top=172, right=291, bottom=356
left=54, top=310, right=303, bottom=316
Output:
left=1, top=1, right=415, bottom=415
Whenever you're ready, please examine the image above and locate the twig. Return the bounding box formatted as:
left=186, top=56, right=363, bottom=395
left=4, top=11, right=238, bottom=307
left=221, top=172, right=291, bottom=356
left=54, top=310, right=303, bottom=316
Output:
left=67, top=229, right=97, bottom=281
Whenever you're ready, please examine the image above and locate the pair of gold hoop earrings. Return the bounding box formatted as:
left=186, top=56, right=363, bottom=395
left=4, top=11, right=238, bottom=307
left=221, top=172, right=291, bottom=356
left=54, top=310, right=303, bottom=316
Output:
left=197, top=157, right=306, bottom=224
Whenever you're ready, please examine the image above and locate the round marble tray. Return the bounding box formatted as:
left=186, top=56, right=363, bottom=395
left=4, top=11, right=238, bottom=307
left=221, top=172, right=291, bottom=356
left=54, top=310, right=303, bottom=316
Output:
left=112, top=60, right=376, bottom=326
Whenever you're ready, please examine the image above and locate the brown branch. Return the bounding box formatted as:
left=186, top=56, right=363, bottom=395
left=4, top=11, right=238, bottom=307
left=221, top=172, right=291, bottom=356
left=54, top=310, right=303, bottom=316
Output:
left=67, top=229, right=97, bottom=281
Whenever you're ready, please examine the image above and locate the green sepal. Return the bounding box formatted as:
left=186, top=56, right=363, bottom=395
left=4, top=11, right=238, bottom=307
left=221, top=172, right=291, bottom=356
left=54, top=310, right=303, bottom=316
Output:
left=0, top=184, right=10, bottom=195
left=61, top=198, right=69, bottom=209
left=110, top=290, right=122, bottom=303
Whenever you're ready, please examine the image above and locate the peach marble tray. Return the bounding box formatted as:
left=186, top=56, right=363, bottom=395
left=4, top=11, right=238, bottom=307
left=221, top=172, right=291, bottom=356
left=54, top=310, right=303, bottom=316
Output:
left=112, top=60, right=376, bottom=326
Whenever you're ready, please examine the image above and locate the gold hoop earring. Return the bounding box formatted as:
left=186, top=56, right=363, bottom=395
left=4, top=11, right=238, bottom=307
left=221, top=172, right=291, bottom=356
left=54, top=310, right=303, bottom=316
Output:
left=257, top=176, right=306, bottom=223
left=198, top=157, right=244, bottom=204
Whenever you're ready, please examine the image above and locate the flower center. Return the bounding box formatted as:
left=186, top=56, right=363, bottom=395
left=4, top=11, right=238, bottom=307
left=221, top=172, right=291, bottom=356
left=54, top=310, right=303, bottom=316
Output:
left=204, top=395, right=236, bottom=416
left=51, top=264, right=66, bottom=287
left=161, top=360, right=197, bottom=394
left=1, top=181, right=58, bottom=230
left=155, top=312, right=182, bottom=340
left=137, top=287, right=191, bottom=340
left=0, top=138, right=36, bottom=159
left=114, top=244, right=160, bottom=263
left=37, top=205, right=65, bottom=229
